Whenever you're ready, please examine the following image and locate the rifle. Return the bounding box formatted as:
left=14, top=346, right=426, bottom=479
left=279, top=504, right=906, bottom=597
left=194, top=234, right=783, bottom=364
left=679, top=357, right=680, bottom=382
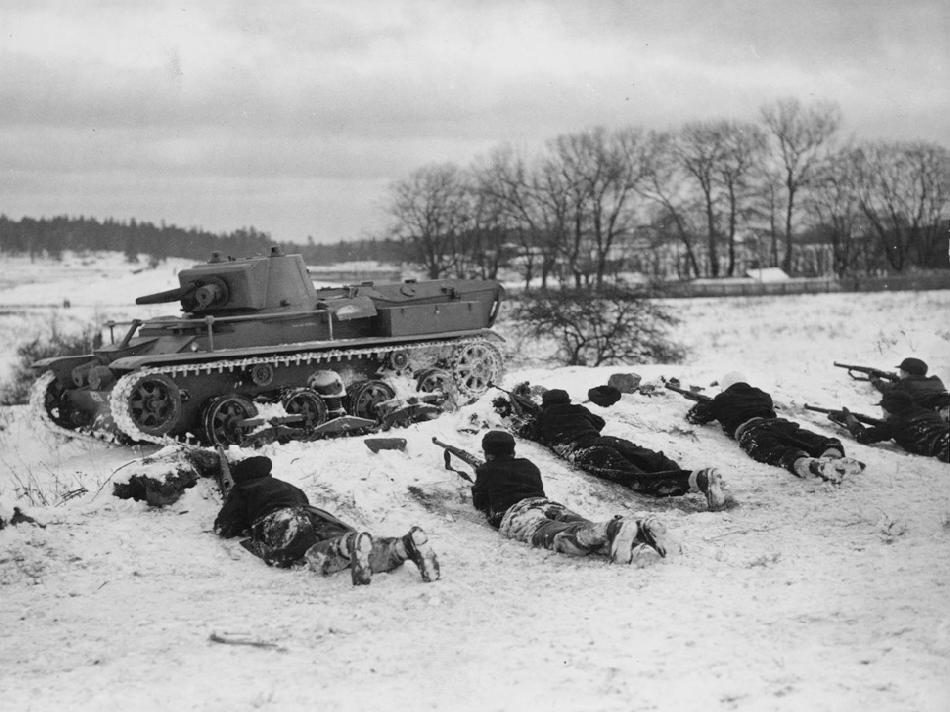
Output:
left=833, top=362, right=899, bottom=383
left=431, top=437, right=482, bottom=483
left=804, top=404, right=885, bottom=427
left=662, top=377, right=712, bottom=403
left=216, top=445, right=235, bottom=495
left=489, top=382, right=540, bottom=417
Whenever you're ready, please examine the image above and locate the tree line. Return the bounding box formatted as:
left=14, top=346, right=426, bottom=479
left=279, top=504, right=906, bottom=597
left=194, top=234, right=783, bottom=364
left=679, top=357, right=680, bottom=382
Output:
left=385, top=97, right=949, bottom=287
left=0, top=215, right=406, bottom=266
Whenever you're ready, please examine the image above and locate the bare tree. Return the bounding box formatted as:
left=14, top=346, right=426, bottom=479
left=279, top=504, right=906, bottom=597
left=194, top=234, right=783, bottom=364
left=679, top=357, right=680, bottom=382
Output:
left=473, top=145, right=560, bottom=289
left=639, top=131, right=703, bottom=278
left=760, top=98, right=841, bottom=273
left=539, top=127, right=649, bottom=288
left=854, top=141, right=950, bottom=271
left=388, top=164, right=470, bottom=278
left=718, top=121, right=768, bottom=276
left=807, top=147, right=868, bottom=276
left=678, top=122, right=727, bottom=276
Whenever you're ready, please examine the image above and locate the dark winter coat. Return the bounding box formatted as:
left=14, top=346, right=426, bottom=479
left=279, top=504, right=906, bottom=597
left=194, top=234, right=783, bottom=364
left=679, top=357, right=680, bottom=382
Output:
left=537, top=402, right=605, bottom=446
left=472, top=457, right=545, bottom=527
left=873, top=374, right=949, bottom=412
left=214, top=476, right=310, bottom=538
left=851, top=407, right=950, bottom=461
left=686, top=383, right=778, bottom=438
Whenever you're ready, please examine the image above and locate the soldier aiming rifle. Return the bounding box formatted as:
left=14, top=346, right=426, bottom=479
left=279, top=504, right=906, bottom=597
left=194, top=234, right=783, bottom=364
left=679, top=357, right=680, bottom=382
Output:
left=214, top=454, right=441, bottom=585
left=836, top=357, right=949, bottom=420
left=433, top=431, right=674, bottom=566
left=820, top=392, right=949, bottom=462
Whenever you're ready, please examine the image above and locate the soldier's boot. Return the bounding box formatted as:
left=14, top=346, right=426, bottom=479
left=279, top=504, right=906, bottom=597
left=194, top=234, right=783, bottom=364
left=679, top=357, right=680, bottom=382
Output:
left=630, top=542, right=663, bottom=568
left=636, top=516, right=674, bottom=558
left=606, top=516, right=638, bottom=564
left=690, top=467, right=727, bottom=511
left=346, top=531, right=374, bottom=586
left=402, top=526, right=440, bottom=583
left=796, top=456, right=865, bottom=484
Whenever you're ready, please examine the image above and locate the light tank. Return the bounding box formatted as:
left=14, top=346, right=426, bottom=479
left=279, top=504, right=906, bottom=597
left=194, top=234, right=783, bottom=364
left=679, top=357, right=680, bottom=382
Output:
left=31, top=247, right=505, bottom=445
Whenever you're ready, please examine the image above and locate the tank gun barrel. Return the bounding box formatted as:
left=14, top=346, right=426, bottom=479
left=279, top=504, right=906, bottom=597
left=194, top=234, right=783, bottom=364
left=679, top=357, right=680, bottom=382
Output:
left=136, top=283, right=197, bottom=305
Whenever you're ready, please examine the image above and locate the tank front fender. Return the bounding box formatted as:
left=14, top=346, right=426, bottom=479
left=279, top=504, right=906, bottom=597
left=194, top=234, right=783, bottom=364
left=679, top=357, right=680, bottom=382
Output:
left=31, top=354, right=97, bottom=373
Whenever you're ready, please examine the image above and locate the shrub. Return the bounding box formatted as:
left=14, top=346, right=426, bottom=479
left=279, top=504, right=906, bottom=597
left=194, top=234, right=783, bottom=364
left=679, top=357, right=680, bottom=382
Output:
left=509, top=286, right=686, bottom=366
left=0, top=318, right=103, bottom=405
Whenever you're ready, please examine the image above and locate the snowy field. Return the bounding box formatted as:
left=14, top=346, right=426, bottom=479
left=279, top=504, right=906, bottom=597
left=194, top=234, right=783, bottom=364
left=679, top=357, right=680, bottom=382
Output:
left=1, top=253, right=949, bottom=712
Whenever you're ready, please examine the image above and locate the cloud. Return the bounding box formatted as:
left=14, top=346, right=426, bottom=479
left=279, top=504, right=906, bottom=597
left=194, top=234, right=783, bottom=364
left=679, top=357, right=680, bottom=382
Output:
left=0, top=0, right=947, bottom=242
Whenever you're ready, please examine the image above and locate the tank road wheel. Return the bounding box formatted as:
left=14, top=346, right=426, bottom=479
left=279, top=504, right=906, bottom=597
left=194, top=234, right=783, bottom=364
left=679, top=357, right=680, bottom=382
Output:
left=415, top=368, right=455, bottom=397
left=347, top=380, right=397, bottom=420
left=450, top=340, right=503, bottom=400
left=201, top=395, right=259, bottom=446
left=281, top=388, right=328, bottom=433
left=125, top=373, right=182, bottom=437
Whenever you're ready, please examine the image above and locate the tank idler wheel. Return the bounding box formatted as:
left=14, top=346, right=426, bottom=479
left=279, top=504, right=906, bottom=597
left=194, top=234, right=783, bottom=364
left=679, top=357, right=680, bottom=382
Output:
left=281, top=388, right=329, bottom=433
left=201, top=395, right=259, bottom=446
left=127, top=373, right=183, bottom=437
left=347, top=379, right=397, bottom=421
left=450, top=340, right=503, bottom=400
left=40, top=372, right=92, bottom=429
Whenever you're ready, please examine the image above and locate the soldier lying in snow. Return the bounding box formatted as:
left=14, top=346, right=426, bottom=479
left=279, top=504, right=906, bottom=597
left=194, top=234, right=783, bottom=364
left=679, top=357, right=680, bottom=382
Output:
left=685, top=372, right=865, bottom=483
left=494, top=384, right=728, bottom=511
left=214, top=455, right=440, bottom=586
left=830, top=391, right=949, bottom=463
left=471, top=430, right=674, bottom=566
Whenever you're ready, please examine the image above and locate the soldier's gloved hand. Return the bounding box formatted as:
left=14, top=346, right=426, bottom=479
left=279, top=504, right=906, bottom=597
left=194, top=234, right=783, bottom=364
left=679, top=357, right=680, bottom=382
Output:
left=827, top=411, right=847, bottom=425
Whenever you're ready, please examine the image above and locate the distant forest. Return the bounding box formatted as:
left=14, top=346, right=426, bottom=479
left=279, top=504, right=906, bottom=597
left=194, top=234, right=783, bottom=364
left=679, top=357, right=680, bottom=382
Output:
left=0, top=215, right=406, bottom=266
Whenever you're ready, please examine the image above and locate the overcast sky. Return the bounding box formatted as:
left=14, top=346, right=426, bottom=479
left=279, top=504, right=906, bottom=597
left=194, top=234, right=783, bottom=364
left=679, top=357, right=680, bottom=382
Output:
left=1, top=0, right=947, bottom=245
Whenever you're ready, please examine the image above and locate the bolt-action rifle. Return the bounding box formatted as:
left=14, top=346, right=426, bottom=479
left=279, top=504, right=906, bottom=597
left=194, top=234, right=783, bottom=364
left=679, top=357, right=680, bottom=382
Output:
left=662, top=377, right=712, bottom=403
left=431, top=437, right=482, bottom=483
left=804, top=404, right=885, bottom=427
left=216, top=445, right=235, bottom=495
left=833, top=362, right=899, bottom=383
left=489, top=382, right=541, bottom=417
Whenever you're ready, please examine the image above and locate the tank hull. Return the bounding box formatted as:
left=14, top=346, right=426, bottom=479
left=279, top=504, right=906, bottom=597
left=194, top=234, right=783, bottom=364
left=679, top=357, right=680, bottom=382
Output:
left=31, top=250, right=505, bottom=445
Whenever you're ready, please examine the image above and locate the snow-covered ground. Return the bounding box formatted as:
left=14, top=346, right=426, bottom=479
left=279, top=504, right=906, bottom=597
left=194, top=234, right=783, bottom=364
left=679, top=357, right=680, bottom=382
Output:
left=1, top=254, right=949, bottom=712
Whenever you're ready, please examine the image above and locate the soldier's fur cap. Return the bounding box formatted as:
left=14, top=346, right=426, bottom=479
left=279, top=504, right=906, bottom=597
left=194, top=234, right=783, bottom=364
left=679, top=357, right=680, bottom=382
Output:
left=232, top=456, right=273, bottom=483
left=896, top=357, right=927, bottom=376
left=482, top=430, right=515, bottom=455
left=541, top=389, right=570, bottom=407
left=588, top=385, right=622, bottom=408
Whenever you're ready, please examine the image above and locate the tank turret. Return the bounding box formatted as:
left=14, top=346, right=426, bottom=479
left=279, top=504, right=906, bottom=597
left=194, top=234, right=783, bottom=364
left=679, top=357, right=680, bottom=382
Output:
left=135, top=247, right=316, bottom=313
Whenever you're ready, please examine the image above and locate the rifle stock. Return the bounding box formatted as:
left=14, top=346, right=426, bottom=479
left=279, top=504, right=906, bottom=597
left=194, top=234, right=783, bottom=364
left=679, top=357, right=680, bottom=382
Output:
left=804, top=403, right=884, bottom=427
left=216, top=445, right=236, bottom=495
left=833, top=362, right=898, bottom=382
left=431, top=437, right=482, bottom=483
left=663, top=381, right=712, bottom=402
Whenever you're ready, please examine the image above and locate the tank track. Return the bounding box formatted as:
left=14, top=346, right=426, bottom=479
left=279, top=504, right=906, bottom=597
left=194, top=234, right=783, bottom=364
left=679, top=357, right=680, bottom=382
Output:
left=29, top=371, right=125, bottom=446
left=109, top=336, right=503, bottom=446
